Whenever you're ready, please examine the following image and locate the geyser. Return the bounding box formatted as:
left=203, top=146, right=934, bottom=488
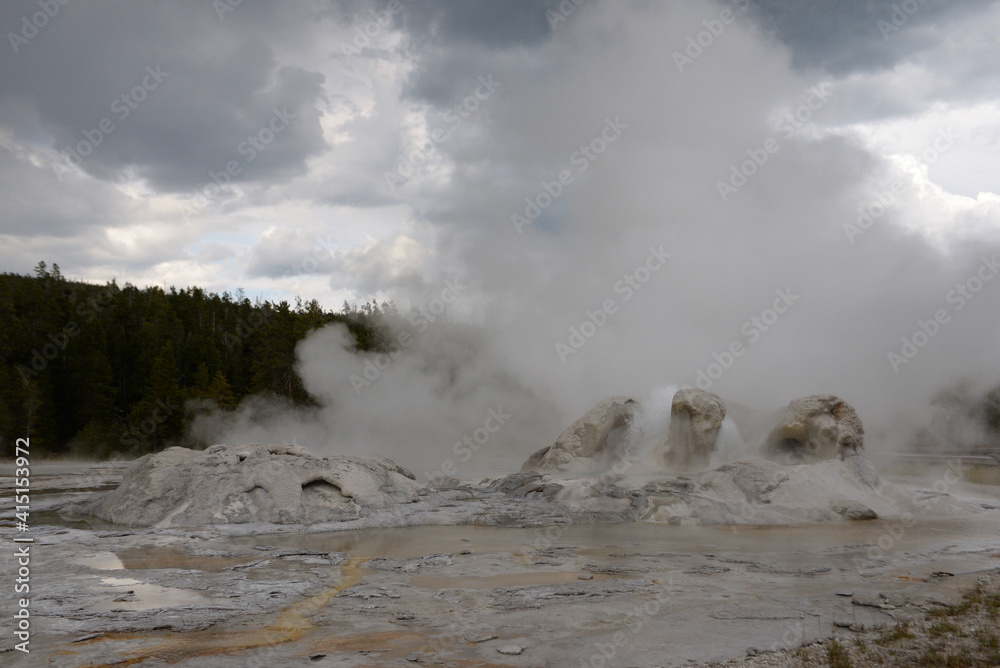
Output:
left=78, top=443, right=422, bottom=527
left=761, top=394, right=865, bottom=463
left=520, top=396, right=639, bottom=474
left=655, top=388, right=727, bottom=472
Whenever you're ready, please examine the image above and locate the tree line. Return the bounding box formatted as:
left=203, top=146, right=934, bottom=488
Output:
left=0, top=262, right=396, bottom=458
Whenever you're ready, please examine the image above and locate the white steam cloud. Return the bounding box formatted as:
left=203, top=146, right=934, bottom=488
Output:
left=192, top=1, right=1000, bottom=477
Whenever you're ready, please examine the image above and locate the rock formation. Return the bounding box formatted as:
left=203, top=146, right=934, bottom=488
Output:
left=66, top=394, right=983, bottom=533
left=79, top=443, right=422, bottom=527
left=640, top=454, right=975, bottom=525
left=521, top=396, right=638, bottom=473
left=655, top=388, right=727, bottom=471
left=761, top=394, right=864, bottom=463
left=69, top=438, right=978, bottom=530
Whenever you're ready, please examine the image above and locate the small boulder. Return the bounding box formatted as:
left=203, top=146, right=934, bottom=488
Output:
left=497, top=645, right=525, bottom=655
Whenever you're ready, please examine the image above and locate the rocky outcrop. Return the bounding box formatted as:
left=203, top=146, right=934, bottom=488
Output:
left=78, top=444, right=423, bottom=527
left=761, top=394, right=864, bottom=463
left=640, top=454, right=975, bottom=525
left=521, top=396, right=638, bottom=473
left=65, top=443, right=978, bottom=531
left=655, top=388, right=727, bottom=471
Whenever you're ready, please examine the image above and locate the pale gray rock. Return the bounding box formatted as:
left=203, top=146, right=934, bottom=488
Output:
left=831, top=499, right=879, bottom=520
left=497, top=645, right=525, bottom=655
left=76, top=443, right=422, bottom=527
left=641, top=455, right=977, bottom=525
left=761, top=394, right=865, bottom=463
left=656, top=388, right=727, bottom=471
left=521, top=396, right=638, bottom=473
left=67, top=439, right=972, bottom=532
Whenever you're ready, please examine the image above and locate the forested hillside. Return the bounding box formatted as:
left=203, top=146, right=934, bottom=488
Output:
left=0, top=262, right=395, bottom=458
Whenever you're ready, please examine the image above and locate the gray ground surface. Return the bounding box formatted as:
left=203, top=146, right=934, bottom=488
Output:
left=1, top=461, right=999, bottom=666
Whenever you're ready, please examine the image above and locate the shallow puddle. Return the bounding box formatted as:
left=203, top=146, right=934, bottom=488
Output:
left=116, top=546, right=256, bottom=572
left=242, top=514, right=1000, bottom=564
left=73, top=547, right=255, bottom=572
left=91, top=578, right=210, bottom=611
left=241, top=524, right=547, bottom=559
left=72, top=551, right=124, bottom=570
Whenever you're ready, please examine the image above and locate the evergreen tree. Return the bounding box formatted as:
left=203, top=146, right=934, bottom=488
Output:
left=126, top=344, right=183, bottom=452
left=0, top=264, right=402, bottom=457
left=206, top=370, right=237, bottom=410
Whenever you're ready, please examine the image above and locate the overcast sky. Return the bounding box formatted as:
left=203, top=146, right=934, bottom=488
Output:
left=3, top=1, right=1000, bottom=465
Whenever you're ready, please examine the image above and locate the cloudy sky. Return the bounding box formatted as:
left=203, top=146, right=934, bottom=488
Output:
left=3, top=0, right=1000, bottom=467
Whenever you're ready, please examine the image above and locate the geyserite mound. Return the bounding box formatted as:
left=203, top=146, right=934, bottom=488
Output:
left=80, top=443, right=422, bottom=527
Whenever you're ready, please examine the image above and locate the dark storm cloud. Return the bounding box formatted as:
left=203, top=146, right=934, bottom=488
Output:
left=745, top=0, right=996, bottom=75
left=389, top=0, right=564, bottom=105
left=0, top=0, right=328, bottom=192
left=357, top=0, right=995, bottom=110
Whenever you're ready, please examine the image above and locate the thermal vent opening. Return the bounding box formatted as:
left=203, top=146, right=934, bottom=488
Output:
left=604, top=414, right=633, bottom=457
left=773, top=438, right=804, bottom=457
left=301, top=479, right=350, bottom=503
left=246, top=485, right=271, bottom=499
